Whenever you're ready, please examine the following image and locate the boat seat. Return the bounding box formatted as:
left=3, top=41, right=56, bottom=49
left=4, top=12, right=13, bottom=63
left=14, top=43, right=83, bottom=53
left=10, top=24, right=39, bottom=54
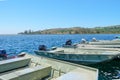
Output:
left=0, top=65, right=51, bottom=80
left=0, top=57, right=31, bottom=73
left=54, top=68, right=97, bottom=80
left=50, top=50, right=64, bottom=53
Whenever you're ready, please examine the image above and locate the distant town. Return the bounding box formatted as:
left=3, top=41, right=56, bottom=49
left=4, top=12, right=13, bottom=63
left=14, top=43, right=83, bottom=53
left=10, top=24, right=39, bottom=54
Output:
left=19, top=25, right=120, bottom=34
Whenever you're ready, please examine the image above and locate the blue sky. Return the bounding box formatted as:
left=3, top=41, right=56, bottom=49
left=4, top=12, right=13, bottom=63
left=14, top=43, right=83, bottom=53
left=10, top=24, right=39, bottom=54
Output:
left=0, top=0, right=120, bottom=34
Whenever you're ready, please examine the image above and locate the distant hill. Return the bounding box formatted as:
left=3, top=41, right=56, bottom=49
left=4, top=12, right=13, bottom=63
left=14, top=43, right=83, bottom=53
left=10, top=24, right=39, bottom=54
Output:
left=18, top=25, right=120, bottom=34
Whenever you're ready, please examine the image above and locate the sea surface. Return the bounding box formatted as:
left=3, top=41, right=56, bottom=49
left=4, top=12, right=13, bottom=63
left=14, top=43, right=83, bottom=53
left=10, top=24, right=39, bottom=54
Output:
left=0, top=34, right=120, bottom=80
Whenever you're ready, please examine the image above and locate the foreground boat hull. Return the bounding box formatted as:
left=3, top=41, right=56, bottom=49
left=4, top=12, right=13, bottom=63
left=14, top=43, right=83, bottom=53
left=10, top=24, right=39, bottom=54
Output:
left=0, top=53, right=98, bottom=80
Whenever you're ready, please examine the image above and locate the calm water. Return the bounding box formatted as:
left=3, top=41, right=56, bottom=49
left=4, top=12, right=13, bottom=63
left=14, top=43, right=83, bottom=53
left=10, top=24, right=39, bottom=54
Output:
left=0, top=34, right=120, bottom=80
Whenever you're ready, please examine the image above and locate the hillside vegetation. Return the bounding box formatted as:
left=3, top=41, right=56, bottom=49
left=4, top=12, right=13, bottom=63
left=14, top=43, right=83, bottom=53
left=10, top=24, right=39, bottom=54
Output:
left=19, top=25, right=120, bottom=34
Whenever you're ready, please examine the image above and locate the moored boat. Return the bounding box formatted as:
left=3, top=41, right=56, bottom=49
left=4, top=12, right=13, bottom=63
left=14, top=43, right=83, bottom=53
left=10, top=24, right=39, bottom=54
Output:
left=0, top=49, right=26, bottom=61
left=79, top=37, right=120, bottom=48
left=81, top=37, right=120, bottom=45
left=34, top=46, right=120, bottom=65
left=0, top=52, right=98, bottom=80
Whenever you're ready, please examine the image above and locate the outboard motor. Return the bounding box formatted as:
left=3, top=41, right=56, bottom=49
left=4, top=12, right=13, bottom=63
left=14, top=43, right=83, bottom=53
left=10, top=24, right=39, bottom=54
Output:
left=65, top=39, right=72, bottom=45
left=38, top=45, right=47, bottom=51
left=92, top=37, right=97, bottom=42
left=0, top=49, right=7, bottom=59
left=81, top=38, right=86, bottom=44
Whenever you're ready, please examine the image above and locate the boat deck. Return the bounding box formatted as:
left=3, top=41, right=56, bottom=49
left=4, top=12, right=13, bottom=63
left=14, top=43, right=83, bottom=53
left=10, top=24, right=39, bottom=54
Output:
left=49, top=47, right=120, bottom=55
left=78, top=43, right=120, bottom=49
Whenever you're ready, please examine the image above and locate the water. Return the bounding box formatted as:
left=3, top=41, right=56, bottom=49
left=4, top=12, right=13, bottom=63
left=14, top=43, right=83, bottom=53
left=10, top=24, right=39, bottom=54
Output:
left=0, top=34, right=120, bottom=80
left=0, top=34, right=117, bottom=54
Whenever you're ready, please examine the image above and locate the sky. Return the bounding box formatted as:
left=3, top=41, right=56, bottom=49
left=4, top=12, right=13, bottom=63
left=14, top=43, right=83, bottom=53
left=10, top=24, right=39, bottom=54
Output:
left=0, top=0, right=120, bottom=34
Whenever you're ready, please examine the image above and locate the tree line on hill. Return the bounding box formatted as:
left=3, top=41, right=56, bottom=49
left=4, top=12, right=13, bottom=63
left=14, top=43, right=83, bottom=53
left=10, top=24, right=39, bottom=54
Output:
left=18, top=25, right=120, bottom=34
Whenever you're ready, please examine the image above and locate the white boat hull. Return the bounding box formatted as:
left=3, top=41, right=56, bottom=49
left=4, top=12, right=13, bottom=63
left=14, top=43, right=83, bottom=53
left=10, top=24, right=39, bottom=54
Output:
left=89, top=39, right=120, bottom=45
